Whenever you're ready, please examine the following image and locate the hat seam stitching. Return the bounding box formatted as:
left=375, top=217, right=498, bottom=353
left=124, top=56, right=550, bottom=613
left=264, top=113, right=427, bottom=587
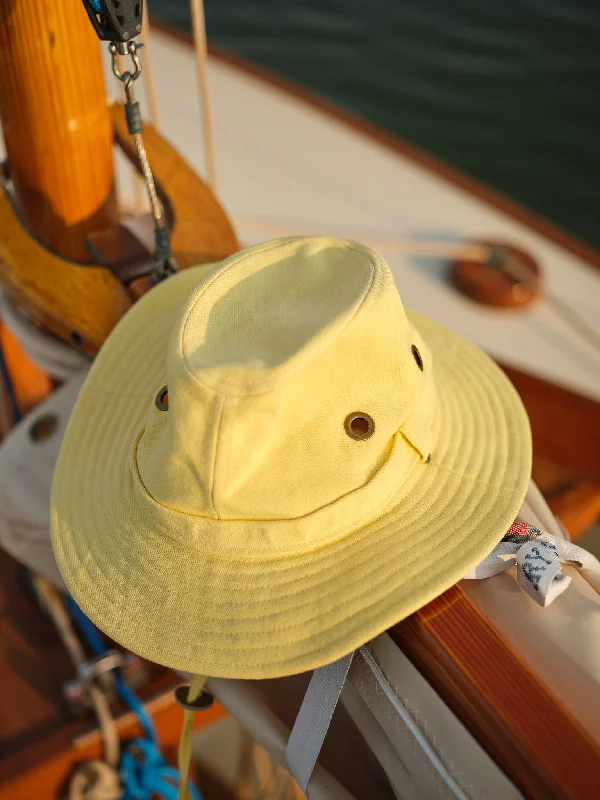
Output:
left=65, top=505, right=517, bottom=667
left=80, top=387, right=151, bottom=398
left=67, top=436, right=527, bottom=667
left=179, top=241, right=383, bottom=398
left=130, top=434, right=411, bottom=528
left=129, top=426, right=425, bottom=548
left=210, top=396, right=225, bottom=518
left=430, top=458, right=528, bottom=491
left=129, top=435, right=522, bottom=556
left=61, top=441, right=525, bottom=618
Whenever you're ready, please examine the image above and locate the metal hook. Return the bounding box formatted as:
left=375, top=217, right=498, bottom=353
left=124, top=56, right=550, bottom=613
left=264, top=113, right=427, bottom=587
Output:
left=109, top=40, right=144, bottom=85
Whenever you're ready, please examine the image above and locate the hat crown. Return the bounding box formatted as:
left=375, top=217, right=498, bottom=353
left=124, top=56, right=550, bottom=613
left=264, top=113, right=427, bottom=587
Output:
left=136, top=238, right=436, bottom=530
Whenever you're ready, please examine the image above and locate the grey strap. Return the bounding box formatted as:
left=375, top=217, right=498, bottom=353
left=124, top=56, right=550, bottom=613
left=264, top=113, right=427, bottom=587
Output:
left=286, top=651, right=354, bottom=793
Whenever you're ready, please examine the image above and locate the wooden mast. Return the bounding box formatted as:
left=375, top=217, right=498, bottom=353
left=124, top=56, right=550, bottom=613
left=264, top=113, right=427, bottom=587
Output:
left=0, top=0, right=118, bottom=262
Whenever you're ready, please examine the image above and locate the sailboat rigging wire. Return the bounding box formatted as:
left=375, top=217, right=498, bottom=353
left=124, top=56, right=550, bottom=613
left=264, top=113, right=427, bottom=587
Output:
left=110, top=42, right=160, bottom=221
left=190, top=0, right=218, bottom=191
left=140, top=2, right=160, bottom=126
left=126, top=3, right=159, bottom=211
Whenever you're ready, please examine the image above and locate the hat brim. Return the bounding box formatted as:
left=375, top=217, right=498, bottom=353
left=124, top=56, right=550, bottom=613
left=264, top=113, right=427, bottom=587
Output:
left=51, top=264, right=531, bottom=679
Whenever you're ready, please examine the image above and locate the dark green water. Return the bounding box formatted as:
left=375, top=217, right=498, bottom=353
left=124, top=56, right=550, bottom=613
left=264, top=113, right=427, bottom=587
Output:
left=154, top=0, right=599, bottom=249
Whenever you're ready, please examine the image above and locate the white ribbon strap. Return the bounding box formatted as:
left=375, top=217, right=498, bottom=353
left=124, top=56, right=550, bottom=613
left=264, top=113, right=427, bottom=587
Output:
left=464, top=523, right=600, bottom=607
left=356, top=646, right=470, bottom=800
left=286, top=651, right=354, bottom=794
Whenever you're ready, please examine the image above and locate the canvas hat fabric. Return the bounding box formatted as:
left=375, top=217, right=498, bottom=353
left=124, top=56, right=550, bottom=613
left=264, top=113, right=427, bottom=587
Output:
left=50, top=236, right=532, bottom=680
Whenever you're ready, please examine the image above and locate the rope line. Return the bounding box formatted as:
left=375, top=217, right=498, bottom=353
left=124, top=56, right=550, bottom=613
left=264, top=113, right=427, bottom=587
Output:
left=33, top=576, right=121, bottom=768
left=190, top=0, right=218, bottom=190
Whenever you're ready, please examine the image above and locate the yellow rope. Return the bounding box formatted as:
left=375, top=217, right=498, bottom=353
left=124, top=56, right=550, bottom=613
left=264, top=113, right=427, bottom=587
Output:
left=177, top=674, right=208, bottom=800
left=190, top=0, right=218, bottom=191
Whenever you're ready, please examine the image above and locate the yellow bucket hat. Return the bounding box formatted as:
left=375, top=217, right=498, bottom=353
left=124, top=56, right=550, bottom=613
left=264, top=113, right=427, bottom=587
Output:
left=50, top=236, right=531, bottom=680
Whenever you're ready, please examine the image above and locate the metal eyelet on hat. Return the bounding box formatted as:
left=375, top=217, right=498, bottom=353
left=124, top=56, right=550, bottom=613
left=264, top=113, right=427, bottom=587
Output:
left=344, top=412, right=375, bottom=441
left=29, top=413, right=59, bottom=443
left=155, top=385, right=169, bottom=411
left=174, top=684, right=214, bottom=711
left=411, top=345, right=423, bottom=371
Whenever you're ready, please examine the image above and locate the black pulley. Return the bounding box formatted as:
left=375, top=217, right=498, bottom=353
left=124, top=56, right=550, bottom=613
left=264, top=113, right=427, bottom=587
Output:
left=82, top=0, right=144, bottom=43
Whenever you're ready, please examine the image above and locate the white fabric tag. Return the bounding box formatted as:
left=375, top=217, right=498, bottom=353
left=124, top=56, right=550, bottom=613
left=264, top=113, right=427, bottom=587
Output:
left=464, top=531, right=600, bottom=607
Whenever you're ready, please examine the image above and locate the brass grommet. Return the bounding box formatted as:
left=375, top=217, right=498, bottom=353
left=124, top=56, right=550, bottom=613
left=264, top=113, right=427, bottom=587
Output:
left=344, top=412, right=375, bottom=441
left=174, top=684, right=214, bottom=712
left=154, top=385, right=169, bottom=411
left=411, top=345, right=423, bottom=371
left=29, top=414, right=58, bottom=443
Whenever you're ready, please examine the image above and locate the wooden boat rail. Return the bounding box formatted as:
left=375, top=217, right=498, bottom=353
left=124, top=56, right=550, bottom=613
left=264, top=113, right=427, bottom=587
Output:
left=392, top=585, right=600, bottom=800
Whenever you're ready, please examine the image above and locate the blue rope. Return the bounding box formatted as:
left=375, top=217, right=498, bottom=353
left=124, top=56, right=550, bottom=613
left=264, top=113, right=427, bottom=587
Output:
left=0, top=336, right=21, bottom=424
left=65, top=595, right=157, bottom=744
left=121, top=738, right=193, bottom=800
left=88, top=0, right=106, bottom=13
left=65, top=595, right=202, bottom=800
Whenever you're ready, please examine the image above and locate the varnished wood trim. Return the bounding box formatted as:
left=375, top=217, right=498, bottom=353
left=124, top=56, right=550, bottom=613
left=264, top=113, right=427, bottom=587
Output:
left=152, top=18, right=600, bottom=272
left=0, top=185, right=132, bottom=356
left=499, top=362, right=600, bottom=486
left=111, top=103, right=239, bottom=267
left=0, top=0, right=118, bottom=262
left=392, top=585, right=600, bottom=800
left=547, top=482, right=600, bottom=538
left=0, top=107, right=239, bottom=356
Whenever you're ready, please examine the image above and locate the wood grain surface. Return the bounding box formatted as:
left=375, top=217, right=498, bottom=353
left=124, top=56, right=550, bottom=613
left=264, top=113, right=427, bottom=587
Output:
left=392, top=585, right=600, bottom=800
left=0, top=0, right=118, bottom=262
left=111, top=103, right=240, bottom=268
left=0, top=187, right=132, bottom=356
left=0, top=106, right=240, bottom=355
left=500, top=363, right=600, bottom=487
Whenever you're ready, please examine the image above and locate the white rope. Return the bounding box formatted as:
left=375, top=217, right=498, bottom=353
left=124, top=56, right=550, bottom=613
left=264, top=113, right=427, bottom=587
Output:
left=68, top=761, right=121, bottom=800
left=33, top=576, right=120, bottom=769
left=190, top=0, right=218, bottom=191
left=126, top=0, right=161, bottom=211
